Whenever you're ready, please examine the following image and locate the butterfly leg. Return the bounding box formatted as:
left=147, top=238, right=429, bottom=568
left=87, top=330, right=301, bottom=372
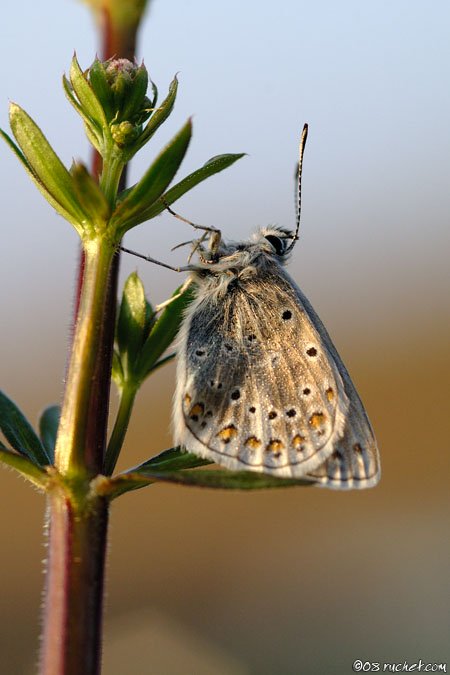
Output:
left=155, top=277, right=193, bottom=313
left=162, top=198, right=220, bottom=236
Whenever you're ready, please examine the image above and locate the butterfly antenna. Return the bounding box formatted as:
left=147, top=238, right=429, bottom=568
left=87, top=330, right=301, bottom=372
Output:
left=286, top=123, right=308, bottom=253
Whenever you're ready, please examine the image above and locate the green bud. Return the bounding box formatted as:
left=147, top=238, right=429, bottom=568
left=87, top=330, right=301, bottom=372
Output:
left=87, top=58, right=153, bottom=151
left=105, top=58, right=137, bottom=85
left=110, top=121, right=140, bottom=147
left=103, top=59, right=149, bottom=123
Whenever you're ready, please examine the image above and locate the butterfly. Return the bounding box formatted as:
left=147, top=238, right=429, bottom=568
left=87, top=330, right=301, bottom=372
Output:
left=123, top=125, right=380, bottom=489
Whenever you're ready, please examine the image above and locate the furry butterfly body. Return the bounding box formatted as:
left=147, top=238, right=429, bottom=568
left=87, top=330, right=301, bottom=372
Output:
left=173, top=227, right=380, bottom=489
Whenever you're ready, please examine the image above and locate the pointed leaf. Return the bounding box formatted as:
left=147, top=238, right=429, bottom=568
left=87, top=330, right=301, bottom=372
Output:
left=111, top=350, right=125, bottom=386
left=0, top=445, right=50, bottom=489
left=136, top=285, right=194, bottom=379
left=69, top=55, right=107, bottom=131
left=144, top=296, right=155, bottom=334
left=0, top=390, right=51, bottom=465
left=107, top=466, right=313, bottom=498
left=144, top=469, right=313, bottom=489
left=148, top=80, right=158, bottom=109
left=71, top=162, right=111, bottom=225
left=147, top=352, right=176, bottom=374
left=112, top=119, right=192, bottom=234
left=88, top=60, right=115, bottom=122
left=130, top=446, right=211, bottom=473
left=135, top=75, right=178, bottom=150
left=83, top=122, right=103, bottom=154
left=39, top=405, right=60, bottom=461
left=117, top=272, right=147, bottom=368
left=8, top=104, right=89, bottom=230
left=62, top=74, right=102, bottom=151
left=1, top=127, right=85, bottom=233
left=121, top=65, right=149, bottom=122
left=134, top=152, right=246, bottom=225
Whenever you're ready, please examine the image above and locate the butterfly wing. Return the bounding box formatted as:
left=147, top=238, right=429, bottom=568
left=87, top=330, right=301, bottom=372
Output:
left=174, top=264, right=353, bottom=478
left=305, top=405, right=380, bottom=489
left=291, top=285, right=380, bottom=489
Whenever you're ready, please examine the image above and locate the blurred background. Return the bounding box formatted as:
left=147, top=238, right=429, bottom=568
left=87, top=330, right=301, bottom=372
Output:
left=1, top=0, right=449, bottom=672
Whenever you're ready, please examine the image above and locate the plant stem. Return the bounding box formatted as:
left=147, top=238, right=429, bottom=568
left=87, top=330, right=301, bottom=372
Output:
left=100, top=151, right=125, bottom=207
left=41, top=488, right=109, bottom=675
left=104, top=382, right=137, bottom=475
left=55, top=237, right=116, bottom=477
left=40, top=5, right=150, bottom=672
left=41, top=236, right=116, bottom=675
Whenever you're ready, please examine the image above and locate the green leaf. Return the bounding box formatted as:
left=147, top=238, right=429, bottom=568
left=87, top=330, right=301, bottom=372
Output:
left=88, top=59, right=115, bottom=122
left=112, top=119, right=192, bottom=234
left=145, top=469, right=313, bottom=489
left=148, top=80, right=158, bottom=109
left=116, top=272, right=147, bottom=370
left=131, top=446, right=212, bottom=472
left=106, top=464, right=313, bottom=498
left=0, top=445, right=50, bottom=489
left=135, top=75, right=178, bottom=151
left=111, top=350, right=125, bottom=386
left=0, top=390, right=51, bottom=466
left=69, top=55, right=107, bottom=132
left=136, top=285, right=194, bottom=379
left=63, top=75, right=102, bottom=152
left=1, top=127, right=86, bottom=234
left=135, top=152, right=246, bottom=224
left=39, top=405, right=60, bottom=461
left=71, top=162, right=111, bottom=226
left=7, top=104, right=89, bottom=232
left=147, top=351, right=176, bottom=374
left=120, top=65, right=149, bottom=122
left=144, top=295, right=155, bottom=335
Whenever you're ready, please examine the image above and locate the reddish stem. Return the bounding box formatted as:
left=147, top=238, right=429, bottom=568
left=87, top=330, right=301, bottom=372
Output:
left=101, top=7, right=140, bottom=61
left=41, top=492, right=109, bottom=675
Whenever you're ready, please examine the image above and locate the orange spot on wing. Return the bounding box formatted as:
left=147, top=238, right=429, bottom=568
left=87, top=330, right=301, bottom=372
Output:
left=266, top=439, right=284, bottom=456
left=309, top=412, right=326, bottom=429
left=292, top=434, right=305, bottom=450
left=245, top=436, right=261, bottom=449
left=189, top=403, right=204, bottom=421
left=217, top=425, right=238, bottom=442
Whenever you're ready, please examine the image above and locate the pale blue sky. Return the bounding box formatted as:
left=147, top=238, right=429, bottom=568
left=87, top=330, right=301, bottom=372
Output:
left=1, top=0, right=450, bottom=393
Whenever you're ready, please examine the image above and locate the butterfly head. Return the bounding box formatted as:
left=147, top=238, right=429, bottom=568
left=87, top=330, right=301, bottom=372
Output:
left=192, top=225, right=296, bottom=278
left=252, top=226, right=297, bottom=258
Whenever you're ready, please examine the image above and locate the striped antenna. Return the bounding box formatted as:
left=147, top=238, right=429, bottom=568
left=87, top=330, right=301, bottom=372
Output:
left=286, top=123, right=308, bottom=253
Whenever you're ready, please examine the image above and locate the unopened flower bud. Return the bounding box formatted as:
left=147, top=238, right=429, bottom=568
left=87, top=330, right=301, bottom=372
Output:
left=88, top=58, right=151, bottom=141
left=110, top=120, right=140, bottom=147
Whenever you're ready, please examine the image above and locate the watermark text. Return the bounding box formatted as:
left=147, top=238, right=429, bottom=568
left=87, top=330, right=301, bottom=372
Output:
left=352, top=660, right=447, bottom=673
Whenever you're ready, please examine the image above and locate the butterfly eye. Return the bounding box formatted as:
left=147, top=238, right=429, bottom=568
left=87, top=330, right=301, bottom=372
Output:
left=264, top=234, right=285, bottom=255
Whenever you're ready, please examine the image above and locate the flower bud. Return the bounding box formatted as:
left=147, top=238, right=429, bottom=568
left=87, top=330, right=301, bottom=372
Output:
left=89, top=58, right=150, bottom=126
left=110, top=121, right=140, bottom=147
